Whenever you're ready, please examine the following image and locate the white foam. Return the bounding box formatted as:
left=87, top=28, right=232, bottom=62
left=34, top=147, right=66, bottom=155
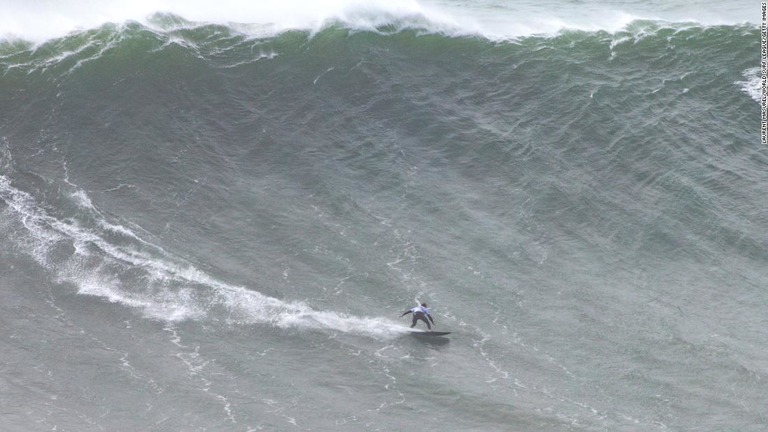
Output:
left=1, top=176, right=407, bottom=338
left=60, top=263, right=207, bottom=321
left=735, top=67, right=762, bottom=103
left=0, top=175, right=65, bottom=265
left=0, top=0, right=757, bottom=43
left=71, top=189, right=94, bottom=209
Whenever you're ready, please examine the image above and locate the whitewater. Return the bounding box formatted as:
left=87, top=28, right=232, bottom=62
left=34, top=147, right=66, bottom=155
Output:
left=1, top=0, right=765, bottom=431
left=0, top=0, right=759, bottom=42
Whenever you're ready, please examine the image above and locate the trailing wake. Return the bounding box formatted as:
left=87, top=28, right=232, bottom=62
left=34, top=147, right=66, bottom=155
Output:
left=0, top=171, right=406, bottom=338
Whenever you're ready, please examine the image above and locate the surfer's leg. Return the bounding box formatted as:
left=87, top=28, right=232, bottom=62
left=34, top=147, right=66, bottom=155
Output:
left=410, top=315, right=418, bottom=328
left=422, top=316, right=432, bottom=330
left=416, top=314, right=431, bottom=330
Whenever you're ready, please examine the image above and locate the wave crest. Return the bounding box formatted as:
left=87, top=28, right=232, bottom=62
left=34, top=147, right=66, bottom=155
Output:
left=0, top=0, right=758, bottom=43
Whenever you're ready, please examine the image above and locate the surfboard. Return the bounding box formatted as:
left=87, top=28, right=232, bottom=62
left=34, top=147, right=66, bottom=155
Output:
left=409, top=331, right=451, bottom=336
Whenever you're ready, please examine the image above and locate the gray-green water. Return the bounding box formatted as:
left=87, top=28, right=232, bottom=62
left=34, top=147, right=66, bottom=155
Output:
left=1, top=1, right=765, bottom=430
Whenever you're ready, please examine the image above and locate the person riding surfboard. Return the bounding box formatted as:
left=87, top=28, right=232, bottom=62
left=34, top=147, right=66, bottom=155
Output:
left=400, top=303, right=435, bottom=331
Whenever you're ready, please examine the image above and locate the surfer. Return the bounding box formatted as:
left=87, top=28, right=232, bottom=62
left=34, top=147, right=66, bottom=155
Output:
left=400, top=303, right=435, bottom=331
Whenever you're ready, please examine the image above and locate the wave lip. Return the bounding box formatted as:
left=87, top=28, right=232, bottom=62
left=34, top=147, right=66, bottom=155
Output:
left=0, top=0, right=758, bottom=43
left=0, top=0, right=454, bottom=42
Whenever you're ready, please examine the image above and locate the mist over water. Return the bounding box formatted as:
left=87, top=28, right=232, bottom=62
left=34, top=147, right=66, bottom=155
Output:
left=1, top=0, right=765, bottom=430
left=0, top=0, right=759, bottom=42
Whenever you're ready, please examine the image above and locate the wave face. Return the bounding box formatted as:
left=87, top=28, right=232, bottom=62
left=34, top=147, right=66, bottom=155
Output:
left=1, top=5, right=766, bottom=432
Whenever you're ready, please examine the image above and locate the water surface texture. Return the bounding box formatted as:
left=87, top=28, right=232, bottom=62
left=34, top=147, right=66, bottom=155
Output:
left=1, top=1, right=765, bottom=430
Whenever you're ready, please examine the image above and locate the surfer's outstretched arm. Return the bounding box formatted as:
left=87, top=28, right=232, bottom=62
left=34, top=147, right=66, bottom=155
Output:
left=400, top=310, right=412, bottom=317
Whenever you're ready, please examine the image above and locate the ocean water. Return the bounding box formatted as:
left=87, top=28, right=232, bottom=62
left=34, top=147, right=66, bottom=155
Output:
left=0, top=0, right=765, bottom=430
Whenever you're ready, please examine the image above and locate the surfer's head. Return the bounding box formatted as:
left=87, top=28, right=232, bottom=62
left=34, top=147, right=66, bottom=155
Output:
left=421, top=303, right=427, bottom=307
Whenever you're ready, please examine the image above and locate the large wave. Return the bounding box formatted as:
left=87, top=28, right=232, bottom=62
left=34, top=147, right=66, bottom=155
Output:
left=0, top=3, right=761, bottom=341
left=0, top=0, right=759, bottom=43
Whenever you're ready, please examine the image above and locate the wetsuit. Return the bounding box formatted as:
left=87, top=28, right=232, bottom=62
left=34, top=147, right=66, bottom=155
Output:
left=400, top=305, right=435, bottom=330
